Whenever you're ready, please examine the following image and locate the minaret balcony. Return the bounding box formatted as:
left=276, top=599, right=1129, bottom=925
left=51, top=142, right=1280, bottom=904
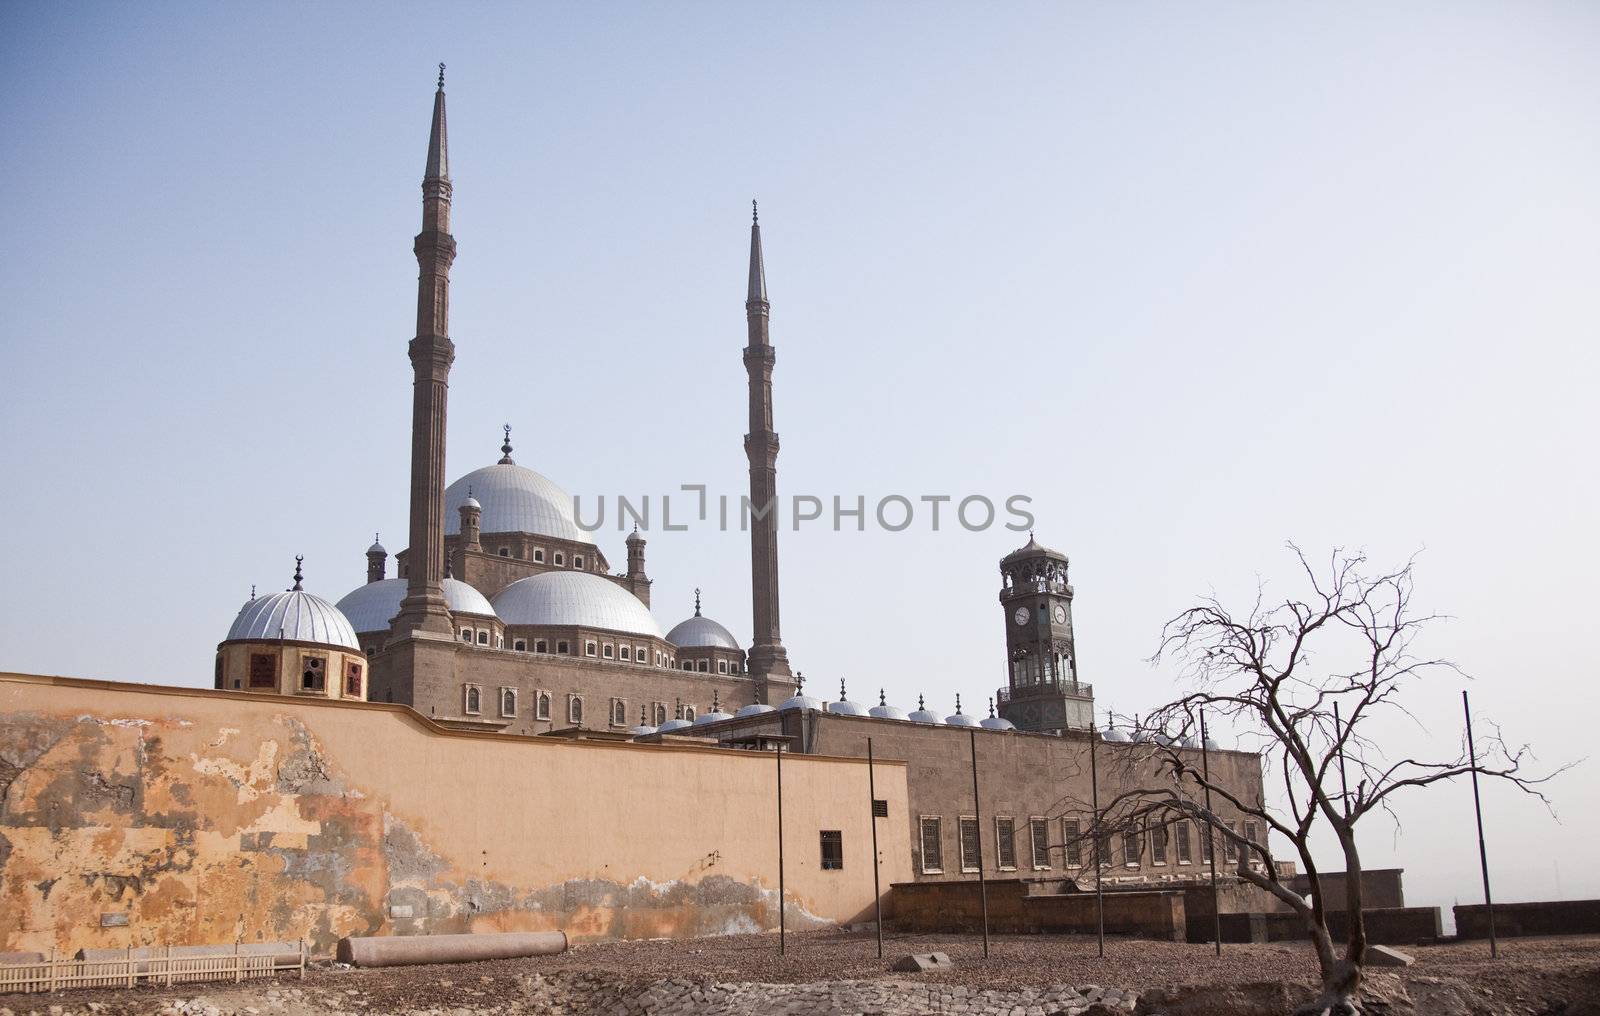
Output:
left=996, top=681, right=1094, bottom=707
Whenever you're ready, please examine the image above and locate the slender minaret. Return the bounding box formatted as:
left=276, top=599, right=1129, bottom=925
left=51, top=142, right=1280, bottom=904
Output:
left=394, top=65, right=457, bottom=636
left=743, top=201, right=793, bottom=688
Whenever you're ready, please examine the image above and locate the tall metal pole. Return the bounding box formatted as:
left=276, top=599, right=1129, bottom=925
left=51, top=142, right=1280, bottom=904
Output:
left=1089, top=722, right=1104, bottom=958
left=1200, top=708, right=1221, bottom=955
left=1463, top=690, right=1498, bottom=958
left=867, top=737, right=884, bottom=959
left=776, top=740, right=787, bottom=956
left=969, top=728, right=990, bottom=958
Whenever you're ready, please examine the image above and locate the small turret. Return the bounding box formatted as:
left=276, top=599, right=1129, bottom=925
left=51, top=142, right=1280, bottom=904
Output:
left=459, top=488, right=482, bottom=551
left=366, top=534, right=387, bottom=584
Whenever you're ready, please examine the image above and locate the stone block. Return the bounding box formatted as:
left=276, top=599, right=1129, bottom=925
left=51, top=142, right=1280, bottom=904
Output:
left=1366, top=945, right=1415, bottom=967
left=890, top=951, right=955, bottom=973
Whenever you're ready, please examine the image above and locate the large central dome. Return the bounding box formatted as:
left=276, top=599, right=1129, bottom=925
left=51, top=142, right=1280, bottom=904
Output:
left=445, top=462, right=587, bottom=543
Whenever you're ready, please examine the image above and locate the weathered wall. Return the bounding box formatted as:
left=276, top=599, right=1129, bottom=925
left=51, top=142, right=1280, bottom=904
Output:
left=885, top=879, right=1187, bottom=940
left=1199, top=907, right=1441, bottom=945
left=1287, top=868, right=1406, bottom=910
left=0, top=672, right=910, bottom=955
left=1455, top=899, right=1600, bottom=939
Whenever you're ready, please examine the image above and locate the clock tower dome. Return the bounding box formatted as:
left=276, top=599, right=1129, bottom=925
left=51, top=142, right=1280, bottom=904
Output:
left=996, top=535, right=1095, bottom=733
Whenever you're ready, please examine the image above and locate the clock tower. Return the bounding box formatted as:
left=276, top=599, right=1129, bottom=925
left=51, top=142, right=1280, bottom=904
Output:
left=996, top=535, right=1095, bottom=733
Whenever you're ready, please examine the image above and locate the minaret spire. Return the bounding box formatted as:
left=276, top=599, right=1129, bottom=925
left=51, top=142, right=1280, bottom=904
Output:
left=394, top=67, right=458, bottom=636
left=743, top=202, right=793, bottom=695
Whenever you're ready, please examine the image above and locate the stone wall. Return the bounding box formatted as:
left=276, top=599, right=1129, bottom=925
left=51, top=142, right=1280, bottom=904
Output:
left=1202, top=907, right=1442, bottom=945
left=1455, top=899, right=1600, bottom=939
left=0, top=672, right=910, bottom=955
left=885, top=879, right=1188, bottom=940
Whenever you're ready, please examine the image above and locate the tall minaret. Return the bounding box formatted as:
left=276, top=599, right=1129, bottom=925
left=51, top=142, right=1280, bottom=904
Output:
left=394, top=65, right=457, bottom=636
left=743, top=202, right=793, bottom=689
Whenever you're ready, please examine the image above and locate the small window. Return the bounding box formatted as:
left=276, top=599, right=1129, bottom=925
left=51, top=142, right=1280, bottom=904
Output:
left=585, top=641, right=597, bottom=657
left=1224, top=825, right=1239, bottom=862
left=574, top=555, right=584, bottom=569
left=1030, top=818, right=1050, bottom=869
left=1064, top=819, right=1083, bottom=867
left=1124, top=829, right=1142, bottom=866
left=602, top=644, right=614, bottom=659
left=1176, top=821, right=1193, bottom=864
left=959, top=817, right=981, bottom=873
left=919, top=817, right=944, bottom=874
left=554, top=552, right=565, bottom=567
left=652, top=702, right=668, bottom=726
left=697, top=660, right=708, bottom=673
left=682, top=661, right=694, bottom=671
left=717, top=660, right=728, bottom=674
left=996, top=817, right=1017, bottom=870
left=477, top=629, right=489, bottom=645
left=513, top=639, right=527, bottom=652
left=1151, top=824, right=1168, bottom=865
left=464, top=685, right=481, bottom=715
left=556, top=640, right=569, bottom=655
left=495, top=634, right=503, bottom=649
left=820, top=830, right=843, bottom=870
left=534, top=639, right=547, bottom=653
left=683, top=706, right=696, bottom=721
left=535, top=691, right=551, bottom=721
left=344, top=660, right=363, bottom=698
left=300, top=656, right=326, bottom=692
left=248, top=652, right=277, bottom=689
left=569, top=695, right=584, bottom=725
left=500, top=688, right=517, bottom=718
left=214, top=655, right=224, bottom=690
left=619, top=646, right=631, bottom=662
left=611, top=698, right=627, bottom=726
left=533, top=548, right=545, bottom=563
left=1202, top=823, right=1215, bottom=863
left=872, top=799, right=889, bottom=818
left=498, top=547, right=510, bottom=558
left=459, top=628, right=472, bottom=643
left=731, top=662, right=740, bottom=674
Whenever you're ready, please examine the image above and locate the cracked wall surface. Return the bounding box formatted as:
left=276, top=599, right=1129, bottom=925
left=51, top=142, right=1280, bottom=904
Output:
left=0, top=673, right=910, bottom=955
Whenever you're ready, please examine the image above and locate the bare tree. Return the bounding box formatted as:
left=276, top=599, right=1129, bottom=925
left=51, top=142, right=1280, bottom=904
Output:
left=1092, top=546, right=1558, bottom=1016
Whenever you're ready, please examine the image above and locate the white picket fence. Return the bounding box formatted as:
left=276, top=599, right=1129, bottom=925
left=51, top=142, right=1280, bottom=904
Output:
left=0, top=942, right=306, bottom=995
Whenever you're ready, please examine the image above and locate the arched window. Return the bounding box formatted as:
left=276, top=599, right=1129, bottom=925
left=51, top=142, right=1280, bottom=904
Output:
left=513, top=639, right=527, bottom=652
left=569, top=695, right=584, bottom=724
left=500, top=688, right=517, bottom=717
left=535, top=691, right=551, bottom=720
left=464, top=686, right=481, bottom=715
left=574, top=555, right=585, bottom=570
left=498, top=547, right=510, bottom=557
left=683, top=706, right=696, bottom=721
left=460, top=628, right=472, bottom=643
left=477, top=630, right=489, bottom=645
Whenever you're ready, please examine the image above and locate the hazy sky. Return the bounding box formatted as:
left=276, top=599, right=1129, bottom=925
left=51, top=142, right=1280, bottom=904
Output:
left=2, top=3, right=1596, bottom=925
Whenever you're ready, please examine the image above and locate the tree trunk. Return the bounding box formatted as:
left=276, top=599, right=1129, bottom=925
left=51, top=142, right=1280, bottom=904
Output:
left=1292, top=957, right=1362, bottom=1015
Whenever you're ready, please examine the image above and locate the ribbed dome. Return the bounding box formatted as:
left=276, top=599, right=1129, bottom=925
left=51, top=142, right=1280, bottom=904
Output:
left=906, top=698, right=944, bottom=725
left=826, top=681, right=869, bottom=717
left=445, top=462, right=587, bottom=542
left=946, top=711, right=980, bottom=728
left=693, top=708, right=734, bottom=726
left=735, top=703, right=776, bottom=718
left=336, top=578, right=497, bottom=634
left=492, top=571, right=663, bottom=637
left=980, top=715, right=1016, bottom=731
left=778, top=692, right=825, bottom=712
left=656, top=718, right=695, bottom=734
left=226, top=590, right=360, bottom=651
left=869, top=689, right=909, bottom=721
left=666, top=615, right=741, bottom=650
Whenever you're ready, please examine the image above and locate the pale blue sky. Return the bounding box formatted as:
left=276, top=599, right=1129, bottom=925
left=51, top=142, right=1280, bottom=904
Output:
left=2, top=3, right=1597, bottom=923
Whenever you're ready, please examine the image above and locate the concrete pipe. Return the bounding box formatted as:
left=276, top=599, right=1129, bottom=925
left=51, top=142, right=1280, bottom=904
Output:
left=336, top=931, right=568, bottom=968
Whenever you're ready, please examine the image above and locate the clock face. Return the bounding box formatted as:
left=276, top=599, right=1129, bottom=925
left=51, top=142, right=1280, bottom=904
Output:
left=1053, top=605, right=1067, bottom=624
left=1014, top=606, right=1031, bottom=626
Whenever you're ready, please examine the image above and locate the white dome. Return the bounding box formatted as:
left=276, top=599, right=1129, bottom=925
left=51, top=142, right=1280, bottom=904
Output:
left=693, top=709, right=734, bottom=726
left=778, top=693, right=825, bottom=712
left=735, top=703, right=776, bottom=718
left=492, top=571, right=663, bottom=637
left=980, top=715, right=1016, bottom=731
left=666, top=615, right=741, bottom=650
left=630, top=723, right=658, bottom=736
left=336, top=578, right=496, bottom=634
left=906, top=699, right=945, bottom=725
left=226, top=589, right=360, bottom=651
left=1102, top=727, right=1130, bottom=742
left=445, top=462, right=588, bottom=543
left=656, top=718, right=695, bottom=734
left=946, top=711, right=980, bottom=728
left=869, top=702, right=909, bottom=721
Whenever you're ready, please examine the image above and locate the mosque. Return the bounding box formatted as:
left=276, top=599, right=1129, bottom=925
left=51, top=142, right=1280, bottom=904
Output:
left=201, top=70, right=1275, bottom=896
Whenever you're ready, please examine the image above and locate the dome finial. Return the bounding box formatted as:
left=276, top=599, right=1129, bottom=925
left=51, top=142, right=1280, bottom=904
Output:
left=839, top=678, right=848, bottom=702
left=640, top=705, right=648, bottom=726
left=752, top=198, right=758, bottom=224
left=879, top=688, right=887, bottom=706
left=292, top=555, right=304, bottom=591
left=712, top=689, right=720, bottom=712
left=955, top=693, right=963, bottom=714
left=693, top=587, right=702, bottom=616
left=989, top=697, right=997, bottom=718
left=444, top=556, right=453, bottom=579
left=918, top=694, right=926, bottom=710
left=796, top=670, right=804, bottom=690
left=499, top=424, right=514, bottom=464
left=250, top=584, right=256, bottom=601
left=437, top=62, right=445, bottom=90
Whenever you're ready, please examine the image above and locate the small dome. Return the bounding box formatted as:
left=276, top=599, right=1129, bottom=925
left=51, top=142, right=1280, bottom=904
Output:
left=226, top=586, right=360, bottom=652
left=463, top=495, right=482, bottom=511
left=1102, top=727, right=1130, bottom=742
left=945, top=696, right=979, bottom=727
left=443, top=578, right=496, bottom=618
left=666, top=615, right=741, bottom=651
left=493, top=571, right=663, bottom=637
left=778, top=692, right=825, bottom=712
left=630, top=723, right=658, bottom=736
left=337, top=577, right=496, bottom=634
left=869, top=690, right=908, bottom=721
left=906, top=697, right=945, bottom=725
left=655, top=718, right=695, bottom=734
left=693, top=708, right=733, bottom=726
left=1203, top=737, right=1220, bottom=751
left=826, top=680, right=869, bottom=717
left=1002, top=532, right=1066, bottom=561
left=446, top=462, right=588, bottom=542
left=735, top=703, right=776, bottom=718
left=367, top=536, right=386, bottom=555
left=1180, top=735, right=1200, bottom=749
left=980, top=714, right=1016, bottom=731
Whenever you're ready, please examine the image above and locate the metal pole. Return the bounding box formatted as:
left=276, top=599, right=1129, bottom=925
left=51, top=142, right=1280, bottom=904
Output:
left=1463, top=690, right=1497, bottom=958
left=1090, top=722, right=1104, bottom=958
left=1200, top=708, right=1221, bottom=955
left=969, top=728, right=990, bottom=958
left=868, top=737, right=884, bottom=959
left=776, top=740, right=787, bottom=956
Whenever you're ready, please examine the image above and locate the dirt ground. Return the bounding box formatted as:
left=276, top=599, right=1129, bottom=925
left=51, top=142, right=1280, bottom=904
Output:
left=4, top=931, right=1598, bottom=1015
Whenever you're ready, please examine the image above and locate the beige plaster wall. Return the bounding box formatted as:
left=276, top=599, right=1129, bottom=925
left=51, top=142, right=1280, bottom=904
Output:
left=0, top=672, right=910, bottom=955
